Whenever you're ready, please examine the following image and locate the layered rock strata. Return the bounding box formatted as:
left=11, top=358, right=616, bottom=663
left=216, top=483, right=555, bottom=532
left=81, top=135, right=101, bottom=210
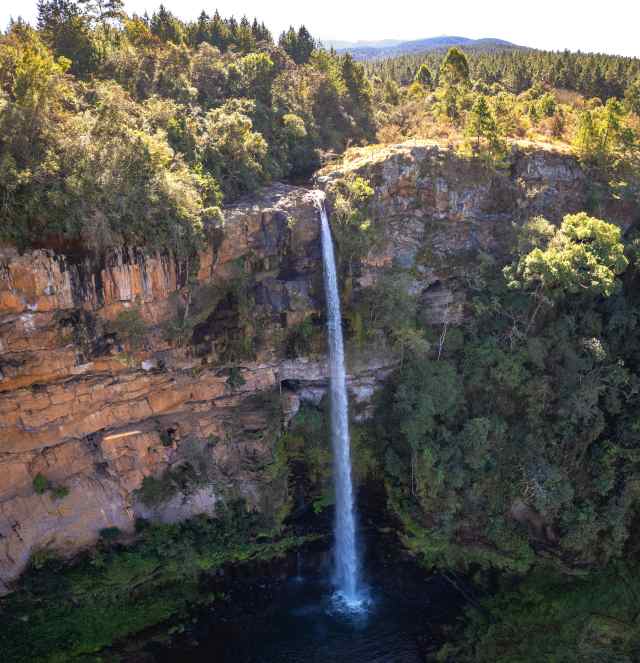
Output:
left=1, top=144, right=633, bottom=590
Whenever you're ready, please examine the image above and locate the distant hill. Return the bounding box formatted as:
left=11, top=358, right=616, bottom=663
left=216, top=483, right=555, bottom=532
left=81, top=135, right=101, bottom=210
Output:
left=321, top=39, right=404, bottom=50
left=333, top=35, right=524, bottom=60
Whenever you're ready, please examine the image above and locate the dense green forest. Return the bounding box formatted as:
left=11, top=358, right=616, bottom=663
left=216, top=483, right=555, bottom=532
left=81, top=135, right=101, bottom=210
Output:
left=2, top=4, right=640, bottom=661
left=367, top=47, right=640, bottom=100
left=2, top=3, right=639, bottom=253
left=363, top=212, right=640, bottom=660
left=0, top=2, right=374, bottom=252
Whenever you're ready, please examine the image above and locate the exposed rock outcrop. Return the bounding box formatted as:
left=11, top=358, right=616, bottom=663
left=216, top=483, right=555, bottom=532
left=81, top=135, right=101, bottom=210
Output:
left=1, top=144, right=632, bottom=589
left=319, top=141, right=634, bottom=327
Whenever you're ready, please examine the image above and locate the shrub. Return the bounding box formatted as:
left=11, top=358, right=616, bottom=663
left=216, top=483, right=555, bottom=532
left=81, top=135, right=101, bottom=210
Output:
left=32, top=473, right=49, bottom=494
left=160, top=429, right=175, bottom=447
left=284, top=317, right=316, bottom=358
left=109, top=308, right=148, bottom=349
left=99, top=527, right=122, bottom=542
left=50, top=485, right=69, bottom=500
left=135, top=472, right=179, bottom=507
left=162, top=315, right=195, bottom=347
left=227, top=366, right=246, bottom=389
left=329, top=175, right=376, bottom=272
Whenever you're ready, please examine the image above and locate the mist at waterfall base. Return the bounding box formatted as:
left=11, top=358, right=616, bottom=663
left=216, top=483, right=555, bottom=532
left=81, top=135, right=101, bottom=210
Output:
left=149, top=568, right=462, bottom=663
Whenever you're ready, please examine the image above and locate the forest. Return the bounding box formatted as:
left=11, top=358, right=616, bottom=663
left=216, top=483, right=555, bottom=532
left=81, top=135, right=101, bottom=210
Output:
left=0, top=2, right=374, bottom=253
left=2, top=3, right=639, bottom=254
left=1, top=2, right=640, bottom=662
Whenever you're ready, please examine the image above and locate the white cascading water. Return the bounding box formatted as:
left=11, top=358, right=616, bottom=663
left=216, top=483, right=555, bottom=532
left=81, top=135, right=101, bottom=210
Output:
left=315, top=192, right=362, bottom=609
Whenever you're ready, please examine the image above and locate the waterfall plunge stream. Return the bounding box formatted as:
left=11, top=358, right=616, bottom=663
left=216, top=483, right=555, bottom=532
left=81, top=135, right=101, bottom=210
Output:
left=316, top=192, right=364, bottom=611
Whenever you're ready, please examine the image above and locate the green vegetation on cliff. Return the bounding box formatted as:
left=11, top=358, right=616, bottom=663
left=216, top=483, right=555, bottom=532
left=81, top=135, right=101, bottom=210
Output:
left=0, top=5, right=374, bottom=252
left=372, top=46, right=640, bottom=179
left=443, top=562, right=640, bottom=662
left=372, top=211, right=639, bottom=574
left=0, top=509, right=313, bottom=663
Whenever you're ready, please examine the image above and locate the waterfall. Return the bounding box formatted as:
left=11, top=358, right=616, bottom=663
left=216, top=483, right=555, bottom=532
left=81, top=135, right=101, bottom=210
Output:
left=315, top=192, right=362, bottom=609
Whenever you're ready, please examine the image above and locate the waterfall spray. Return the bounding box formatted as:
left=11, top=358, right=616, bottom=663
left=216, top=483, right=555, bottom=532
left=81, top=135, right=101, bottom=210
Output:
left=315, top=191, right=363, bottom=610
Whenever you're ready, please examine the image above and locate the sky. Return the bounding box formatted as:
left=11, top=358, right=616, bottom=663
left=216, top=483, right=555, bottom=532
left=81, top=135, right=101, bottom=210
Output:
left=3, top=0, right=640, bottom=57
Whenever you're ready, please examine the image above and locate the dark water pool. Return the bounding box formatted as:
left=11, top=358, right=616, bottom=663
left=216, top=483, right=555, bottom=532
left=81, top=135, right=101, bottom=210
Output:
left=148, top=571, right=461, bottom=663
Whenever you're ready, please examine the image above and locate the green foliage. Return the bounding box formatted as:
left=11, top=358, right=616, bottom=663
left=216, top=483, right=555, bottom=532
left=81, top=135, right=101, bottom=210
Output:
left=50, top=484, right=69, bottom=500
left=414, top=63, right=433, bottom=89
left=329, top=174, right=376, bottom=271
left=150, top=5, right=185, bottom=44
left=464, top=93, right=506, bottom=161
left=99, top=526, right=122, bottom=541
left=285, top=316, right=318, bottom=358
left=32, top=473, right=69, bottom=500
left=136, top=450, right=216, bottom=507
left=368, top=46, right=639, bottom=103
left=159, top=429, right=173, bottom=446
left=368, top=45, right=639, bottom=180
left=162, top=314, right=195, bottom=347
left=537, top=91, right=557, bottom=117
left=338, top=53, right=376, bottom=142
left=505, top=212, right=628, bottom=297
left=375, top=209, right=640, bottom=576
left=0, top=9, right=375, bottom=253
left=446, top=563, right=640, bottom=662
left=37, top=0, right=98, bottom=76
left=432, top=48, right=473, bottom=122
left=227, top=366, right=246, bottom=389
left=280, top=404, right=332, bottom=505
left=440, top=47, right=470, bottom=87
left=32, top=473, right=48, bottom=494
left=162, top=281, right=233, bottom=349
left=28, top=547, right=61, bottom=571
left=353, top=270, right=430, bottom=360
left=201, top=98, right=268, bottom=198
left=573, top=98, right=637, bottom=169
left=0, top=35, right=212, bottom=252
left=625, top=77, right=640, bottom=115
left=109, top=307, right=147, bottom=349
left=0, top=513, right=314, bottom=662
left=136, top=471, right=180, bottom=507
left=278, top=25, right=315, bottom=65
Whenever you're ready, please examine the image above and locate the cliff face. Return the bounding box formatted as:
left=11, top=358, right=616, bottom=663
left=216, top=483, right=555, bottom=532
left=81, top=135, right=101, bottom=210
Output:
left=0, top=185, right=312, bottom=590
left=318, top=141, right=633, bottom=327
left=0, top=144, right=632, bottom=591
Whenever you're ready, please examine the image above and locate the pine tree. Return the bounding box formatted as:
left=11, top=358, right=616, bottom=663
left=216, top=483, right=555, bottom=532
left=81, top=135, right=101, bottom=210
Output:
left=37, top=0, right=97, bottom=74
left=209, top=11, right=229, bottom=51
left=625, top=78, right=640, bottom=116
left=279, top=26, right=298, bottom=62
left=192, top=10, right=209, bottom=46
left=440, top=47, right=469, bottom=86
left=78, top=0, right=125, bottom=27
left=295, top=26, right=315, bottom=64
left=414, top=63, right=433, bottom=89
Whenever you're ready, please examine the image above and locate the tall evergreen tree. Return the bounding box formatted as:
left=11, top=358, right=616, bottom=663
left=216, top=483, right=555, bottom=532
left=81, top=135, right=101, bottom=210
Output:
left=414, top=63, right=433, bottom=88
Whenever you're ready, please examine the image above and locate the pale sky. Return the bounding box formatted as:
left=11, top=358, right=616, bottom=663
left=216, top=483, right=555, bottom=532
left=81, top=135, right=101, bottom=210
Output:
left=3, top=0, right=640, bottom=57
